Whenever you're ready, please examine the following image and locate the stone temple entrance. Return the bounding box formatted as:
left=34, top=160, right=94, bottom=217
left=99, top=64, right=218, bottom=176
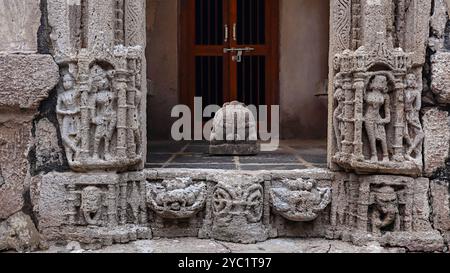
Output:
left=146, top=0, right=330, bottom=141
left=2, top=0, right=450, bottom=253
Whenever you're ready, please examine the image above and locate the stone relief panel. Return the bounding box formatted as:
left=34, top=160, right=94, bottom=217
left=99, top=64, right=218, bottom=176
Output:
left=332, top=33, right=423, bottom=175
left=329, top=0, right=432, bottom=173
left=146, top=177, right=207, bottom=219
left=56, top=46, right=144, bottom=171
left=331, top=174, right=443, bottom=251
left=36, top=172, right=151, bottom=246
left=65, top=175, right=119, bottom=228
left=0, top=0, right=41, bottom=53
left=47, top=0, right=146, bottom=172
left=270, top=178, right=331, bottom=222
left=209, top=175, right=269, bottom=244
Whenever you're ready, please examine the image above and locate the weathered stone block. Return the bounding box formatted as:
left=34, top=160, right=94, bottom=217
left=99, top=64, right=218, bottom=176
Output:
left=208, top=174, right=269, bottom=243
left=431, top=52, right=450, bottom=104
left=423, top=108, right=450, bottom=176
left=210, top=101, right=260, bottom=156
left=0, top=0, right=41, bottom=53
left=0, top=212, right=42, bottom=252
left=0, top=54, right=59, bottom=109
left=0, top=120, right=32, bottom=220
left=430, top=179, right=450, bottom=232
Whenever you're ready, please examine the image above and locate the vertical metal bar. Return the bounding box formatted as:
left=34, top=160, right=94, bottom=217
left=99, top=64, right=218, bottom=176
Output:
left=207, top=0, right=211, bottom=45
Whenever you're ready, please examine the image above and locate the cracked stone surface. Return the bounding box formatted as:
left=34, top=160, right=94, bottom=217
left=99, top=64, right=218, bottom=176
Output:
left=33, top=238, right=408, bottom=253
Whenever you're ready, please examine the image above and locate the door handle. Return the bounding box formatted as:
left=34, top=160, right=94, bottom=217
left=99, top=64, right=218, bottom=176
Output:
left=223, top=47, right=255, bottom=53
left=223, top=47, right=255, bottom=62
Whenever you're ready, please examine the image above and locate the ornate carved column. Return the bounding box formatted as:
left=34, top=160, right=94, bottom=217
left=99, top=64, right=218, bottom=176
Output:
left=48, top=0, right=146, bottom=172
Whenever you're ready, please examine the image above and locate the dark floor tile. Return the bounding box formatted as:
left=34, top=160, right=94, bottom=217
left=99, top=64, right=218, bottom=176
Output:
left=240, top=164, right=307, bottom=171
left=164, top=164, right=237, bottom=170
left=171, top=154, right=235, bottom=164
left=146, top=153, right=173, bottom=164
left=184, top=144, right=209, bottom=154
left=144, top=163, right=164, bottom=168
left=239, top=153, right=299, bottom=164
left=298, top=153, right=327, bottom=164
left=147, top=141, right=187, bottom=153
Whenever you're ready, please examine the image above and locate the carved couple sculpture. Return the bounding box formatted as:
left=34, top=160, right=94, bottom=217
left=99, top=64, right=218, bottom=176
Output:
left=57, top=65, right=117, bottom=162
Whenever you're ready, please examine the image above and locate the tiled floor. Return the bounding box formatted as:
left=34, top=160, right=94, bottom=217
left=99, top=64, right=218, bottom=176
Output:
left=145, top=140, right=327, bottom=170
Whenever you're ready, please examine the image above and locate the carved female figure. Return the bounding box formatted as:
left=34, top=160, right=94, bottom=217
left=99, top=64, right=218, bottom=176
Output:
left=364, top=75, right=391, bottom=162
left=333, top=79, right=345, bottom=152
left=404, top=74, right=424, bottom=161
left=130, top=88, right=142, bottom=156
left=56, top=73, right=80, bottom=162
left=90, top=66, right=117, bottom=161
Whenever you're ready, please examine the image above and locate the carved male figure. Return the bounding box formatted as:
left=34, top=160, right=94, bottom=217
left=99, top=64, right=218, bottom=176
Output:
left=404, top=74, right=424, bottom=161
left=371, top=186, right=400, bottom=235
left=81, top=186, right=103, bottom=226
left=130, top=88, right=142, bottom=156
left=90, top=66, right=117, bottom=161
left=56, top=73, right=81, bottom=162
left=364, top=75, right=391, bottom=162
left=333, top=79, right=345, bottom=152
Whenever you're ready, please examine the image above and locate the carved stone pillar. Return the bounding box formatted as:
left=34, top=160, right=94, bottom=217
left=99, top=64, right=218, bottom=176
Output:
left=330, top=0, right=423, bottom=176
left=48, top=0, right=147, bottom=172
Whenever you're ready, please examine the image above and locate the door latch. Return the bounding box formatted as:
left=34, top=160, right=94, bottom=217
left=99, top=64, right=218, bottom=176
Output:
left=223, top=47, right=255, bottom=62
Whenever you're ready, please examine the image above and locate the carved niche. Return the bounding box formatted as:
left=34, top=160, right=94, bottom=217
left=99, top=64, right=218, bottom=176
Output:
left=331, top=33, right=424, bottom=175
left=146, top=177, right=207, bottom=219
left=270, top=178, right=331, bottom=222
left=65, top=176, right=119, bottom=227
left=64, top=172, right=148, bottom=228
left=57, top=45, right=144, bottom=171
left=48, top=0, right=146, bottom=172
left=357, top=176, right=413, bottom=236
left=330, top=0, right=428, bottom=175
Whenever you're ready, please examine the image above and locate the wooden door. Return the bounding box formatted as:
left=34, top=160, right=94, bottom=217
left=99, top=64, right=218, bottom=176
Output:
left=180, top=0, right=279, bottom=112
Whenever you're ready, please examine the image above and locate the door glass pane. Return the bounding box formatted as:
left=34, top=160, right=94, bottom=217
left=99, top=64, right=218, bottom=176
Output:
left=237, top=0, right=265, bottom=45
left=237, top=56, right=265, bottom=106
left=195, top=0, right=224, bottom=45
left=195, top=56, right=224, bottom=108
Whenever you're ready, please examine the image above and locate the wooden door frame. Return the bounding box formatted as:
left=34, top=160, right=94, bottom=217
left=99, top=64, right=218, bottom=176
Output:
left=178, top=0, right=279, bottom=110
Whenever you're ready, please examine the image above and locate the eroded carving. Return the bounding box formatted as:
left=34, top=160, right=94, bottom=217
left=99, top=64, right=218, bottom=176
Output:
left=371, top=186, right=400, bottom=236
left=56, top=46, right=143, bottom=171
left=210, top=101, right=259, bottom=155
left=212, top=183, right=263, bottom=224
left=270, top=178, right=331, bottom=222
left=57, top=72, right=81, bottom=162
left=147, top=178, right=207, bottom=219
left=404, top=74, right=424, bottom=163
left=80, top=186, right=104, bottom=226
left=364, top=74, right=391, bottom=163
left=332, top=33, right=422, bottom=175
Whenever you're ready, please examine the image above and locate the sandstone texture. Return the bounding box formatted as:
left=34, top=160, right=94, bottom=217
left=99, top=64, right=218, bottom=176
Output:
left=423, top=108, right=450, bottom=176
left=0, top=212, right=42, bottom=252
left=431, top=53, right=450, bottom=104
left=0, top=0, right=41, bottom=53
left=0, top=54, right=59, bottom=109
left=36, top=238, right=407, bottom=254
